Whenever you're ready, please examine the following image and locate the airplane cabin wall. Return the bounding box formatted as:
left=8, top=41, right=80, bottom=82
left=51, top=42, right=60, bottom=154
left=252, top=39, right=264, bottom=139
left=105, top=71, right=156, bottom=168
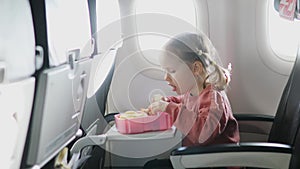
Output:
left=198, top=0, right=293, bottom=116
left=107, top=0, right=179, bottom=113
left=107, top=0, right=294, bottom=117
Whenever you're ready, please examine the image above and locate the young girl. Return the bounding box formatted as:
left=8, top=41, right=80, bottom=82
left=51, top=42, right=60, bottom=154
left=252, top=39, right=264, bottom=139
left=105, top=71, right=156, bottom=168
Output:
left=143, top=32, right=240, bottom=169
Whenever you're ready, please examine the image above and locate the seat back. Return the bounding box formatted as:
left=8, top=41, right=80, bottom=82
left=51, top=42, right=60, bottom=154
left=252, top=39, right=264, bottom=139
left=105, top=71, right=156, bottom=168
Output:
left=0, top=0, right=36, bottom=82
left=79, top=50, right=116, bottom=169
left=82, top=50, right=116, bottom=131
left=0, top=0, right=36, bottom=169
left=290, top=125, right=300, bottom=169
left=269, top=47, right=300, bottom=146
left=269, top=47, right=300, bottom=169
left=22, top=0, right=93, bottom=167
left=282, top=48, right=300, bottom=169
left=74, top=0, right=116, bottom=166
left=95, top=61, right=115, bottom=117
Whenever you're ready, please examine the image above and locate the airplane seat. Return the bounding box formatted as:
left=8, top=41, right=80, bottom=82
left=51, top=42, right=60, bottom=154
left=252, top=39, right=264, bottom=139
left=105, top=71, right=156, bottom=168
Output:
left=170, top=47, right=300, bottom=169
left=232, top=0, right=300, bottom=144
left=69, top=47, right=181, bottom=169
left=79, top=49, right=116, bottom=169
left=0, top=1, right=36, bottom=169
left=73, top=0, right=117, bottom=167
left=95, top=60, right=115, bottom=119
left=21, top=0, right=93, bottom=168
left=81, top=51, right=116, bottom=132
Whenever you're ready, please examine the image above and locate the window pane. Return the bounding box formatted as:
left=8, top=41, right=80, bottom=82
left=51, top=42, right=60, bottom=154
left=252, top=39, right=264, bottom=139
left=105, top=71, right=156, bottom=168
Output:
left=136, top=0, right=196, bottom=65
left=96, top=0, right=121, bottom=52
left=269, top=0, right=300, bottom=61
left=46, top=0, right=91, bottom=66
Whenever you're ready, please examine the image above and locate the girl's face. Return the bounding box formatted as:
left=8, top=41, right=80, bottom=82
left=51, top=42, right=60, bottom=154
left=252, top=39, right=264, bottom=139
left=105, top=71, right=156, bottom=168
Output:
left=160, top=53, right=198, bottom=95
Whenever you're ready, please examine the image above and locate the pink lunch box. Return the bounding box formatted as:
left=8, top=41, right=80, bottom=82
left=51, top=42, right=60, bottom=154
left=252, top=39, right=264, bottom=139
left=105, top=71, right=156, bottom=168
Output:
left=114, top=112, right=173, bottom=134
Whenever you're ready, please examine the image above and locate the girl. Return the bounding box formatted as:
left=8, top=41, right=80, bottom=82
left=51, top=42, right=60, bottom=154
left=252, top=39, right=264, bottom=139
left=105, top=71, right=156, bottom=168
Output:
left=144, top=32, right=240, bottom=169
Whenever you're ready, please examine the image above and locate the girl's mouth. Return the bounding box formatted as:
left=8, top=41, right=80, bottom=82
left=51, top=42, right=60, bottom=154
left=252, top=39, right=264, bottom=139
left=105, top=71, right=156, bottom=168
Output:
left=168, top=84, right=177, bottom=91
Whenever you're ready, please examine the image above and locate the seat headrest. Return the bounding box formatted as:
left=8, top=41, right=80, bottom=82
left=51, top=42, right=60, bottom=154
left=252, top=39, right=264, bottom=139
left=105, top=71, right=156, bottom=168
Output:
left=0, top=0, right=35, bottom=82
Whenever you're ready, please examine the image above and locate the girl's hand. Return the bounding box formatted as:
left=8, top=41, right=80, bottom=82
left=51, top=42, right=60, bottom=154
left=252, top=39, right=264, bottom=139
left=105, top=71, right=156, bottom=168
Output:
left=140, top=95, right=170, bottom=115
left=140, top=108, right=150, bottom=114
left=147, top=100, right=169, bottom=115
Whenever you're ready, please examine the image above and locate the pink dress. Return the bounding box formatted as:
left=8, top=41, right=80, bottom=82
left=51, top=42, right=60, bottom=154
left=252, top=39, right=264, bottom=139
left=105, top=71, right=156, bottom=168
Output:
left=165, top=85, right=240, bottom=147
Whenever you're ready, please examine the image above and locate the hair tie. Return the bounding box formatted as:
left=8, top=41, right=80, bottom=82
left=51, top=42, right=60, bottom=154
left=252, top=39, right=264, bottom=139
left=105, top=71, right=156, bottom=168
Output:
left=197, top=48, right=203, bottom=56
left=224, top=63, right=232, bottom=83
left=195, top=48, right=210, bottom=67
left=227, top=63, right=232, bottom=72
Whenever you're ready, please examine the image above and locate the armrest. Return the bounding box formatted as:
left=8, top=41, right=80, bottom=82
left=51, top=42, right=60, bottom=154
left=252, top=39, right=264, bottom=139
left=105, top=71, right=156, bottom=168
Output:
left=234, top=114, right=274, bottom=140
left=170, top=143, right=292, bottom=169
left=104, top=112, right=119, bottom=123
left=234, top=114, right=274, bottom=122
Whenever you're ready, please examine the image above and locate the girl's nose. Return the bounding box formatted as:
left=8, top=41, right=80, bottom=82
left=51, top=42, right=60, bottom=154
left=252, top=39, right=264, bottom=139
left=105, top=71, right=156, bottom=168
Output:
left=164, top=73, right=171, bottom=81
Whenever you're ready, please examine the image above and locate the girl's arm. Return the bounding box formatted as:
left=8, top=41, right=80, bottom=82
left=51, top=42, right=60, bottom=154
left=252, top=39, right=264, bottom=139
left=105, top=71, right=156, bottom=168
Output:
left=165, top=101, right=181, bottom=123
left=144, top=95, right=183, bottom=115
left=164, top=95, right=184, bottom=103
left=173, top=90, right=230, bottom=146
left=161, top=95, right=184, bottom=122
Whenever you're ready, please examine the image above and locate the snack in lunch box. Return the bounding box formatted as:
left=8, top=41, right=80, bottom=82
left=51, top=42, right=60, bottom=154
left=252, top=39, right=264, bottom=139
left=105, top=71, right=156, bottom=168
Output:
left=119, top=111, right=148, bottom=119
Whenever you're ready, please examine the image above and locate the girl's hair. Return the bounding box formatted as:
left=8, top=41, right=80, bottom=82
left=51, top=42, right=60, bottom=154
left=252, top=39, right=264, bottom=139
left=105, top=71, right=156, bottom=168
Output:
left=164, top=32, right=231, bottom=91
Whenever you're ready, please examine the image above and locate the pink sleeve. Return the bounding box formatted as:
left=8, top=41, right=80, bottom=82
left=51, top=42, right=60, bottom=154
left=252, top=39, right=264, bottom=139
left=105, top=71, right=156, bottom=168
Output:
left=200, top=91, right=228, bottom=144
left=165, top=101, right=181, bottom=123
left=174, top=90, right=229, bottom=146
left=164, top=95, right=184, bottom=123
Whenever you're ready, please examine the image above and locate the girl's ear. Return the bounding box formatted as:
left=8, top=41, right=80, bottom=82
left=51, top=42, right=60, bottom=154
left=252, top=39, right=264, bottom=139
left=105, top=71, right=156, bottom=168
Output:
left=192, top=61, right=204, bottom=75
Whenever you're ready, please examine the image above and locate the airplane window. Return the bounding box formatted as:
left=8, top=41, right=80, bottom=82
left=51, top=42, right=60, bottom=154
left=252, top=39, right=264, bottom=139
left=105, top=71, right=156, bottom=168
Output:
left=46, top=0, right=91, bottom=66
left=96, top=0, right=122, bottom=53
left=136, top=0, right=196, bottom=65
left=90, top=0, right=120, bottom=97
left=269, top=0, right=300, bottom=61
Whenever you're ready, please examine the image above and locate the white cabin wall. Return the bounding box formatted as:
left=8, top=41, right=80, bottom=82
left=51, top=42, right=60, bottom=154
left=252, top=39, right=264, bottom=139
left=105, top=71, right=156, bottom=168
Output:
left=107, top=0, right=200, bottom=113
left=107, top=0, right=293, bottom=116
left=198, top=0, right=291, bottom=115
left=106, top=0, right=177, bottom=113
